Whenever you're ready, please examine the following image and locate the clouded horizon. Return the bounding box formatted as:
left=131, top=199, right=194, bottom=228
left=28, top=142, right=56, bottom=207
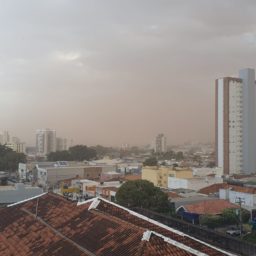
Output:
left=1, top=0, right=256, bottom=147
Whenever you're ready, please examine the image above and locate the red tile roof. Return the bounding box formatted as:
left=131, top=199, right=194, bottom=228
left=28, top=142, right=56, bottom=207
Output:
left=167, top=191, right=183, bottom=199
left=0, top=193, right=235, bottom=256
left=198, top=183, right=230, bottom=195
left=123, top=174, right=142, bottom=181
left=199, top=183, right=256, bottom=195
left=181, top=199, right=239, bottom=215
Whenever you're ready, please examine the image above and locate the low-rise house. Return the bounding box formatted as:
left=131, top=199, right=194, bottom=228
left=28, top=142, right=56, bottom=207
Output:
left=0, top=193, right=236, bottom=255
left=176, top=199, right=239, bottom=224
left=71, top=179, right=121, bottom=199
left=198, top=183, right=231, bottom=196
left=199, top=183, right=256, bottom=214
left=36, top=162, right=113, bottom=187
left=100, top=171, right=123, bottom=182
left=101, top=186, right=119, bottom=201
left=219, top=185, right=256, bottom=213
left=123, top=174, right=141, bottom=181
left=171, top=192, right=217, bottom=209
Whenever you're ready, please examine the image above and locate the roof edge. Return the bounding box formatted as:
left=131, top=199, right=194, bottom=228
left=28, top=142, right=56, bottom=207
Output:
left=93, top=197, right=236, bottom=256
left=142, top=230, right=208, bottom=256
left=7, top=192, right=47, bottom=207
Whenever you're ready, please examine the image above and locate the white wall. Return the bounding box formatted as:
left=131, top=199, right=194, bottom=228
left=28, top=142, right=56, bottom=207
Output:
left=168, top=177, right=188, bottom=189
left=168, top=177, right=223, bottom=191
left=217, top=79, right=224, bottom=168
left=220, top=189, right=256, bottom=208
left=229, top=80, right=243, bottom=174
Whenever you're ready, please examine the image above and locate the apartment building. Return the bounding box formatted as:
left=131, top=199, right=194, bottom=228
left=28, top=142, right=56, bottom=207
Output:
left=36, top=129, right=56, bottom=156
left=142, top=166, right=193, bottom=188
left=216, top=68, right=256, bottom=174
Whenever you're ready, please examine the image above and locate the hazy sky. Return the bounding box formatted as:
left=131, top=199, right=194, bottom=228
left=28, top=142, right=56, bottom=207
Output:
left=1, top=0, right=256, bottom=146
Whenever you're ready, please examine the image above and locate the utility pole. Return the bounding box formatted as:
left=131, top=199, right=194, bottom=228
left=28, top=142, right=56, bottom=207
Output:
left=235, top=197, right=245, bottom=237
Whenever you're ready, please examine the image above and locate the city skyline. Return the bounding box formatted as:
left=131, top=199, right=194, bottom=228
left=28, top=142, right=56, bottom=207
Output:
left=1, top=1, right=256, bottom=146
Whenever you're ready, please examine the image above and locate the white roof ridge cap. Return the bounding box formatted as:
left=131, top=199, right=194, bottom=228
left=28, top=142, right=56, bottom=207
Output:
left=88, top=197, right=101, bottom=211
left=77, top=197, right=96, bottom=206
left=149, top=230, right=208, bottom=256
left=7, top=192, right=47, bottom=207
left=97, top=197, right=236, bottom=255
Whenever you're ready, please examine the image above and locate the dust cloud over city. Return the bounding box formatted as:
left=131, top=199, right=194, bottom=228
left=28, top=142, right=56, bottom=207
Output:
left=1, top=0, right=256, bottom=146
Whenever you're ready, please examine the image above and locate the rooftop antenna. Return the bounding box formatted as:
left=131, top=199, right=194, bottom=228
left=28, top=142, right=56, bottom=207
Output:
left=35, top=197, right=39, bottom=218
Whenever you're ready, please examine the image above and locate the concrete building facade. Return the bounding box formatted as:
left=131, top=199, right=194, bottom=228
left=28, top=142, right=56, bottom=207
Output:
left=36, top=129, right=56, bottom=156
left=142, top=166, right=193, bottom=188
left=168, top=176, right=223, bottom=191
left=216, top=68, right=256, bottom=174
left=154, top=133, right=167, bottom=153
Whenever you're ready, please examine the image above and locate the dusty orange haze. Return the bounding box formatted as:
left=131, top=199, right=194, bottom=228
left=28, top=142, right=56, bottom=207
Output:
left=0, top=0, right=256, bottom=146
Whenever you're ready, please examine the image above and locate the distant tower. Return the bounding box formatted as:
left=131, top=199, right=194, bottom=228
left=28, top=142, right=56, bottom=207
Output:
left=154, top=134, right=167, bottom=153
left=56, top=137, right=68, bottom=151
left=3, top=131, right=10, bottom=144
left=36, top=129, right=56, bottom=156
left=216, top=68, right=256, bottom=175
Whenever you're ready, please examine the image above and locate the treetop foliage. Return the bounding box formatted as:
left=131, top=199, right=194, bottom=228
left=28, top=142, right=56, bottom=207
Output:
left=115, top=180, right=170, bottom=213
left=47, top=145, right=97, bottom=161
left=0, top=144, right=26, bottom=172
left=143, top=157, right=158, bottom=166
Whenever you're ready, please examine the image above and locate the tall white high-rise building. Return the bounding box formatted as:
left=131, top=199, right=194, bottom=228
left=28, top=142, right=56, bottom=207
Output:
left=154, top=133, right=167, bottom=153
left=216, top=68, right=256, bottom=175
left=36, top=129, right=56, bottom=156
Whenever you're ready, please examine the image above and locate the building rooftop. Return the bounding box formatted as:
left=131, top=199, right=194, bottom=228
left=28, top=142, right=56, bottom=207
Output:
left=123, top=174, right=142, bottom=181
left=179, top=199, right=239, bottom=215
left=0, top=193, right=235, bottom=256
left=198, top=183, right=230, bottom=195
left=199, top=183, right=256, bottom=195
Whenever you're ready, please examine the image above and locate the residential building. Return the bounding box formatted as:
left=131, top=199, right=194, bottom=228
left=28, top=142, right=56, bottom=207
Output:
left=219, top=185, right=256, bottom=211
left=154, top=133, right=167, bottom=153
left=0, top=193, right=236, bottom=255
left=56, top=137, right=68, bottom=151
left=5, top=142, right=26, bottom=153
left=2, top=130, right=10, bottom=144
left=168, top=176, right=223, bottom=191
left=36, top=128, right=56, bottom=156
left=71, top=179, right=121, bottom=199
left=35, top=161, right=116, bottom=187
left=198, top=183, right=231, bottom=196
left=142, top=166, right=193, bottom=188
left=216, top=68, right=256, bottom=175
left=176, top=199, right=239, bottom=224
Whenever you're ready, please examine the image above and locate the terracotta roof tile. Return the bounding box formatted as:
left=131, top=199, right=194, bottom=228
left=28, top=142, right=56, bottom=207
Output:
left=182, top=199, right=239, bottom=215
left=0, top=193, right=235, bottom=256
left=123, top=175, right=142, bottom=181
left=199, top=183, right=256, bottom=195
left=198, top=183, right=230, bottom=195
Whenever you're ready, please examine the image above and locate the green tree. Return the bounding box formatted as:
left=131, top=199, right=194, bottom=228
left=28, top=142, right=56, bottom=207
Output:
left=115, top=180, right=170, bottom=213
left=69, top=145, right=96, bottom=161
left=47, top=150, right=72, bottom=161
left=222, top=208, right=239, bottom=225
left=222, top=208, right=250, bottom=224
left=47, top=145, right=97, bottom=161
left=200, top=215, right=223, bottom=229
left=143, top=157, right=158, bottom=166
left=0, top=144, right=26, bottom=173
